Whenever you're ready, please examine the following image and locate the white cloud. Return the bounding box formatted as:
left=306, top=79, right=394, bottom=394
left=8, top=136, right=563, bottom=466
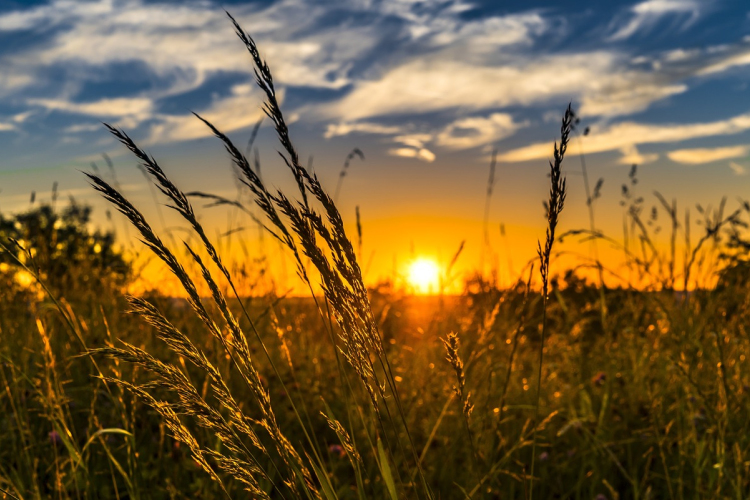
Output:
left=373, top=0, right=543, bottom=52
left=579, top=81, right=686, bottom=117
left=29, top=96, right=153, bottom=118
left=498, top=112, right=750, bottom=163
left=436, top=113, right=522, bottom=149
left=0, top=0, right=378, bottom=96
left=422, top=13, right=547, bottom=52
left=64, top=123, right=105, bottom=134
left=324, top=49, right=703, bottom=122
left=0, top=122, right=16, bottom=132
left=324, top=122, right=404, bottom=139
left=388, top=146, right=435, bottom=162
left=12, top=111, right=35, bottom=123
left=667, top=145, right=750, bottom=164
left=696, top=48, right=750, bottom=76
left=618, top=145, right=659, bottom=165
left=394, top=133, right=433, bottom=149
left=2, top=0, right=750, bottom=159
left=328, top=55, right=587, bottom=120
left=325, top=113, right=524, bottom=152
left=0, top=72, right=34, bottom=97
left=0, top=0, right=382, bottom=137
left=729, top=161, right=747, bottom=175
left=608, top=0, right=701, bottom=41
left=146, top=83, right=267, bottom=144
left=388, top=133, right=436, bottom=162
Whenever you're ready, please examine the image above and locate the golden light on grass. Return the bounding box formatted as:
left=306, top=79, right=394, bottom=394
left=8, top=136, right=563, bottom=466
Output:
left=407, top=257, right=440, bottom=294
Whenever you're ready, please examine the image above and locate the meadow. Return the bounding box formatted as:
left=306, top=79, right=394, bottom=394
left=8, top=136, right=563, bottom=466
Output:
left=1, top=13, right=750, bottom=500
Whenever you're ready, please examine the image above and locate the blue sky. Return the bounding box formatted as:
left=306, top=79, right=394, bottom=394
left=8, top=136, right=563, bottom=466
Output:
left=1, top=0, right=749, bottom=284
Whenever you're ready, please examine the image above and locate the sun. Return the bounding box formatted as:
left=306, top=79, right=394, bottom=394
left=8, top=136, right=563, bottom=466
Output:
left=407, top=257, right=441, bottom=294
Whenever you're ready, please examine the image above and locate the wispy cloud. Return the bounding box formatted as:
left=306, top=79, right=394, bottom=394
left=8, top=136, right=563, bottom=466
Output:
left=436, top=113, right=523, bottom=149
left=607, top=0, right=701, bottom=41
left=388, top=133, right=435, bottom=162
left=389, top=146, right=436, bottom=163
left=729, top=161, right=747, bottom=176
left=1, top=0, right=749, bottom=164
left=29, top=97, right=153, bottom=118
left=499, top=112, right=750, bottom=163
left=323, top=37, right=750, bottom=124
left=668, top=145, right=750, bottom=165
left=146, top=83, right=267, bottom=144
left=326, top=53, right=634, bottom=121
left=618, top=144, right=659, bottom=166
left=1, top=0, right=363, bottom=94
left=324, top=122, right=405, bottom=139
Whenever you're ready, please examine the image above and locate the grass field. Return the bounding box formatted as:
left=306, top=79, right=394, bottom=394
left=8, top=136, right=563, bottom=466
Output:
left=1, top=13, right=750, bottom=500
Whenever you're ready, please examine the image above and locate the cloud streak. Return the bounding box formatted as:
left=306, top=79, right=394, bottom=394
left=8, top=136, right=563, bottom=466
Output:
left=607, top=0, right=701, bottom=41
left=499, top=113, right=750, bottom=163
left=0, top=0, right=749, bottom=162
left=667, top=146, right=750, bottom=165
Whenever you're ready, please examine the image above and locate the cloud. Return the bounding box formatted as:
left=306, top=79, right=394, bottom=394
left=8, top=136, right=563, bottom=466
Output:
left=29, top=97, right=153, bottom=118
left=618, top=145, right=659, bottom=165
left=388, top=133, right=435, bottom=162
left=607, top=0, right=701, bottom=41
left=64, top=123, right=105, bottom=134
left=324, top=121, right=404, bottom=139
left=394, top=133, right=433, bottom=149
left=696, top=48, right=750, bottom=77
left=146, top=83, right=267, bottom=144
left=2, top=0, right=750, bottom=162
left=579, top=81, right=687, bottom=117
left=417, top=12, right=547, bottom=51
left=0, top=0, right=382, bottom=139
left=376, top=0, right=545, bottom=51
left=498, top=112, right=750, bottom=163
left=388, top=146, right=435, bottom=163
left=0, top=122, right=16, bottom=132
left=327, top=54, right=598, bottom=120
left=325, top=113, right=524, bottom=152
left=1, top=0, right=365, bottom=93
left=729, top=161, right=747, bottom=176
left=436, top=113, right=522, bottom=149
left=667, top=145, right=750, bottom=164
left=324, top=47, right=721, bottom=122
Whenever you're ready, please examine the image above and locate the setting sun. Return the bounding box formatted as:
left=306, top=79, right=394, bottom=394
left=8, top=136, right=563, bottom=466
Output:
left=407, top=258, right=441, bottom=294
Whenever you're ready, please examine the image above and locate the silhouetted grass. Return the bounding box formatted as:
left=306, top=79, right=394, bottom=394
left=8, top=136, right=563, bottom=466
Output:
left=1, top=11, right=750, bottom=500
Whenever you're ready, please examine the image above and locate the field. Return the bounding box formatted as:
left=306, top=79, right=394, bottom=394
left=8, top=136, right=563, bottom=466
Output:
left=2, top=13, right=750, bottom=500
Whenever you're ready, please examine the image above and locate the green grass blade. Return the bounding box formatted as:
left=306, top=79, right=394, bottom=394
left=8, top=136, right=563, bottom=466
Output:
left=309, top=457, right=339, bottom=500
left=377, top=438, right=399, bottom=500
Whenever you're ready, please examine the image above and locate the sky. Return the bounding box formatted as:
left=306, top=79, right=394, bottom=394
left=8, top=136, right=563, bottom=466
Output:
left=1, top=0, right=750, bottom=291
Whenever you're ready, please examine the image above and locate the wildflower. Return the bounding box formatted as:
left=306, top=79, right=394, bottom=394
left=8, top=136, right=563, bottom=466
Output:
left=328, top=444, right=345, bottom=458
left=48, top=430, right=61, bottom=446
left=592, top=371, right=606, bottom=386
left=539, top=451, right=549, bottom=462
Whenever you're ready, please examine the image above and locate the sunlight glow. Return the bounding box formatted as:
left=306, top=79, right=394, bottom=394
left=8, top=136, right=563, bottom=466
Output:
left=407, top=258, right=441, bottom=294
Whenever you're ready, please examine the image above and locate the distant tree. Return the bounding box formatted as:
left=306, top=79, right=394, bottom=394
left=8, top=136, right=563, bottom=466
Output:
left=0, top=201, right=131, bottom=298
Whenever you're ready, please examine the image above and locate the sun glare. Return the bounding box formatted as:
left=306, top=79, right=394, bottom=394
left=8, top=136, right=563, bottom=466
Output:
left=407, top=258, right=441, bottom=294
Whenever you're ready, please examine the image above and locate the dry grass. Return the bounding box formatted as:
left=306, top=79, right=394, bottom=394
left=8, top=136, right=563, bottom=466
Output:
left=1, top=11, right=750, bottom=500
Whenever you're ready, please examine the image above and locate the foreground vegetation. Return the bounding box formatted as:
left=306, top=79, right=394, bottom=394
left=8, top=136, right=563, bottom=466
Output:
left=2, top=13, right=750, bottom=500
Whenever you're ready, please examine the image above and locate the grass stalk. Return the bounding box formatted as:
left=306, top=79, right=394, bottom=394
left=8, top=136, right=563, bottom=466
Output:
left=529, top=104, right=572, bottom=500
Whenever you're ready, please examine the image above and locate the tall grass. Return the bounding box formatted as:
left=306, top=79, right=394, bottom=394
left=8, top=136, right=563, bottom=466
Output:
left=529, top=104, right=571, bottom=500
left=1, top=10, right=750, bottom=500
left=80, top=12, right=441, bottom=499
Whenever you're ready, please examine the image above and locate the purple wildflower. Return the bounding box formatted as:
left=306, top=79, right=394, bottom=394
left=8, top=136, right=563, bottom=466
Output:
left=329, top=444, right=345, bottom=458
left=49, top=430, right=62, bottom=446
